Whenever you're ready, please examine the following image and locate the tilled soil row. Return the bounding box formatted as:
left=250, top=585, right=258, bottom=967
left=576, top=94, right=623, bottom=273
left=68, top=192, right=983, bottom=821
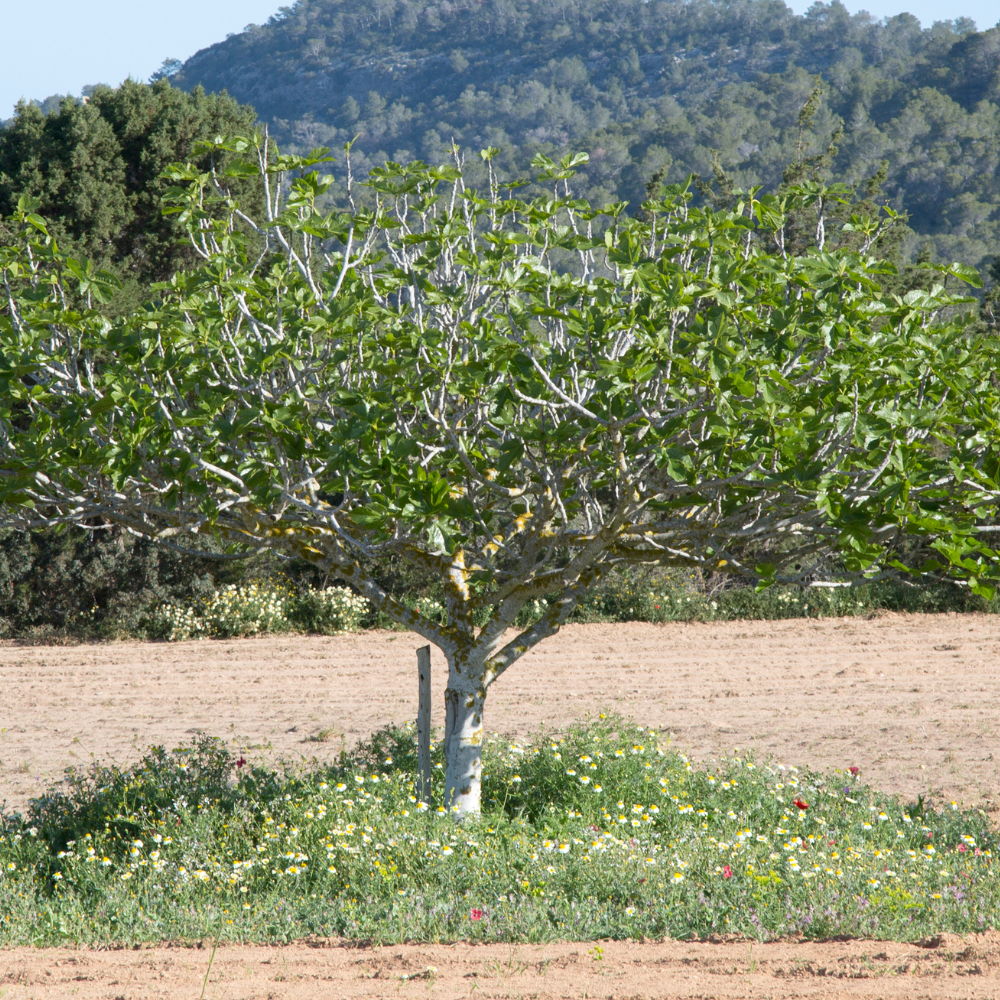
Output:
left=4, top=932, right=1000, bottom=999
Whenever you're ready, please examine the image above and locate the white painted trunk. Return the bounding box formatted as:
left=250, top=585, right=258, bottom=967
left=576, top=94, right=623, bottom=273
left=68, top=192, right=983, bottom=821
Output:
left=443, top=656, right=486, bottom=818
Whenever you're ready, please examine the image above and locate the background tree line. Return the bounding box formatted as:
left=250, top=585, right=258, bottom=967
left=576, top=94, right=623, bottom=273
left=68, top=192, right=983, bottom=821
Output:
left=0, top=80, right=258, bottom=313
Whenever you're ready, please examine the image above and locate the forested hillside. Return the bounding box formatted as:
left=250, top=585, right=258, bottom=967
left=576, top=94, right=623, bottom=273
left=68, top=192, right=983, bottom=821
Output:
left=168, top=0, right=1000, bottom=270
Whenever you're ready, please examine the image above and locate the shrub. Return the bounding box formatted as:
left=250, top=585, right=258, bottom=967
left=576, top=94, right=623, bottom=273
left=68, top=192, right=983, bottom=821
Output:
left=0, top=527, right=232, bottom=641
left=151, top=582, right=292, bottom=640
left=151, top=583, right=371, bottom=640
left=286, top=586, right=372, bottom=635
left=569, top=569, right=998, bottom=624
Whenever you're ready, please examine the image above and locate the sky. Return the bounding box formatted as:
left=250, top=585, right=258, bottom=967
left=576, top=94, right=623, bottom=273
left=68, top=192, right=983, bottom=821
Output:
left=0, top=0, right=998, bottom=119
left=787, top=0, right=999, bottom=24
left=0, top=1, right=284, bottom=117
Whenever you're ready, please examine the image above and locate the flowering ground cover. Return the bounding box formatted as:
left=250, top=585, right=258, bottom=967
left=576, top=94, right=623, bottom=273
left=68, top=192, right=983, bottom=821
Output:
left=0, top=718, right=994, bottom=947
left=154, top=583, right=371, bottom=640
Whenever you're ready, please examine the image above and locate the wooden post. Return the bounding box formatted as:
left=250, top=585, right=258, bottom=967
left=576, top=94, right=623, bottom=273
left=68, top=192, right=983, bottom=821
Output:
left=416, top=645, right=432, bottom=804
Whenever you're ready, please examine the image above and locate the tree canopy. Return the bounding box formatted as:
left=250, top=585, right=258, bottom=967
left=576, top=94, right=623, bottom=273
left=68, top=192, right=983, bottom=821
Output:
left=0, top=136, right=997, bottom=813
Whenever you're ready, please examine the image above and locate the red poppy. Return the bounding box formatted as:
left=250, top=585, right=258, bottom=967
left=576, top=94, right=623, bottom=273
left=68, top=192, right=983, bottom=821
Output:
left=958, top=844, right=967, bottom=852
left=848, top=766, right=859, bottom=776
left=470, top=908, right=483, bottom=921
left=722, top=865, right=733, bottom=879
left=236, top=756, right=247, bottom=769
left=794, top=798, right=808, bottom=810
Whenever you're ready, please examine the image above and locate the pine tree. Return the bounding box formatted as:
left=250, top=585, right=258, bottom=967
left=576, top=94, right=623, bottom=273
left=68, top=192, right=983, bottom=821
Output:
left=0, top=79, right=259, bottom=309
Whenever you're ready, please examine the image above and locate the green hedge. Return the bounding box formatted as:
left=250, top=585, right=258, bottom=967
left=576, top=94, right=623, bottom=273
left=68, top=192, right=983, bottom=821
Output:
left=0, top=528, right=993, bottom=643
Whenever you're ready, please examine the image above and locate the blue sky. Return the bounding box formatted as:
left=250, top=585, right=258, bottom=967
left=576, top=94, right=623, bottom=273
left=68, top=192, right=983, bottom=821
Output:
left=1, top=0, right=997, bottom=119
left=787, top=0, right=998, bottom=23
left=0, top=1, right=283, bottom=117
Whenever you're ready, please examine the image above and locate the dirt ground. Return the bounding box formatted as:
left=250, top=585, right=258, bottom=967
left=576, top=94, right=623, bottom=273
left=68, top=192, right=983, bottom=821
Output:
left=4, top=933, right=1000, bottom=999
left=1, top=614, right=999, bottom=998
left=1, top=614, right=997, bottom=813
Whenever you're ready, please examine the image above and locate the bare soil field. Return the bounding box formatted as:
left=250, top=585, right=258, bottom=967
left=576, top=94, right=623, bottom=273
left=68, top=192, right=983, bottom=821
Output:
left=1, top=614, right=999, bottom=998
left=1, top=614, right=997, bottom=814
left=4, top=933, right=1000, bottom=999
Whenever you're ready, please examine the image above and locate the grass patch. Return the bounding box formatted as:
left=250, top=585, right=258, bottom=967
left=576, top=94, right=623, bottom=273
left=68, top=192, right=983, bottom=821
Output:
left=0, top=718, right=995, bottom=946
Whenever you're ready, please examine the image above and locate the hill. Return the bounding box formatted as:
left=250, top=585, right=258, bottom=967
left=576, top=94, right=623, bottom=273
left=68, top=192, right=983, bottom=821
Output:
left=170, top=0, right=1000, bottom=271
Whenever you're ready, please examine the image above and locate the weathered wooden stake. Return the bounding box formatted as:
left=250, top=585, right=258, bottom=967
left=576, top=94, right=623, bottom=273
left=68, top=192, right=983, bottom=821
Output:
left=416, top=644, right=432, bottom=803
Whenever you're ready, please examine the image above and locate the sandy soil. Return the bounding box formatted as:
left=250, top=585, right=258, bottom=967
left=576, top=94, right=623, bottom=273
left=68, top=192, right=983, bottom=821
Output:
left=4, top=933, right=1000, bottom=999
left=2, top=614, right=999, bottom=998
left=1, top=614, right=997, bottom=814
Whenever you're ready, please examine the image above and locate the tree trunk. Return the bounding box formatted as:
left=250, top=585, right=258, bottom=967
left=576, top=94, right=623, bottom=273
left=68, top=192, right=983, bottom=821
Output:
left=443, top=656, right=485, bottom=818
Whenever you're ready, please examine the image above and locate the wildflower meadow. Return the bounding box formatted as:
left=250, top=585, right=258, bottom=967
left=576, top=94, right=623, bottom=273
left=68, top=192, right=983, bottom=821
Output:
left=1, top=717, right=994, bottom=947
